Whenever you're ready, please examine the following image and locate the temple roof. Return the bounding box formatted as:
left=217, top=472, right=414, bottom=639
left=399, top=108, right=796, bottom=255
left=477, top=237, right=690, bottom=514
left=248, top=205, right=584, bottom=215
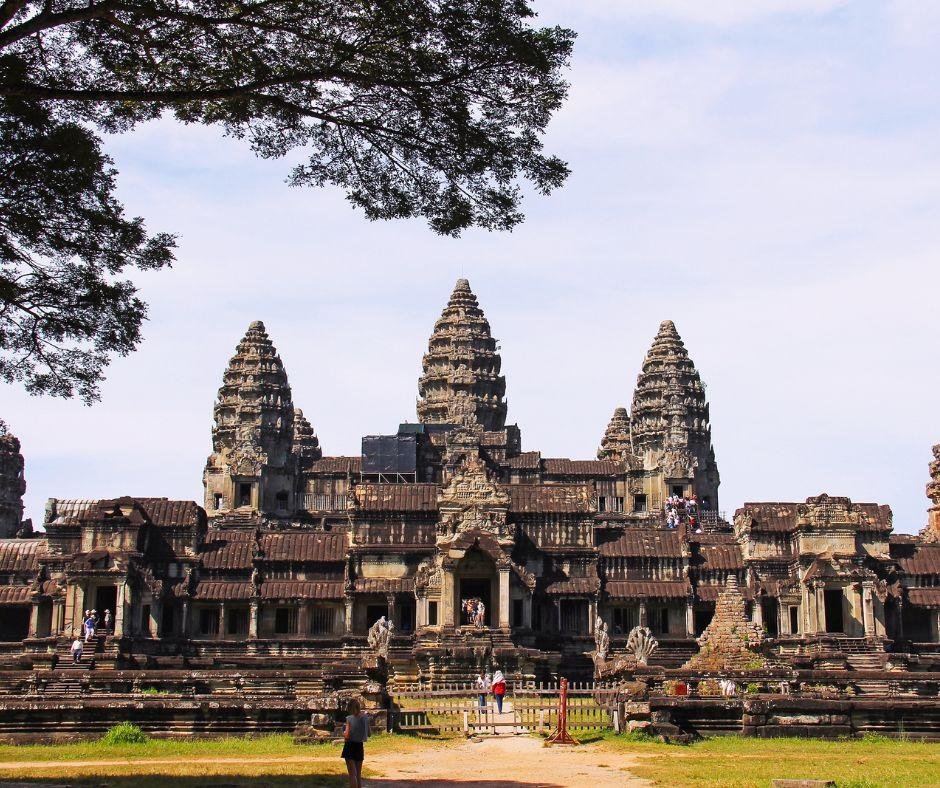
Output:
left=355, top=483, right=439, bottom=512
left=897, top=544, right=940, bottom=575
left=597, top=406, right=632, bottom=461
left=0, top=539, right=41, bottom=572
left=46, top=497, right=205, bottom=529
left=598, top=529, right=685, bottom=558
left=417, top=279, right=507, bottom=431
left=606, top=579, right=690, bottom=599
left=509, top=484, right=593, bottom=514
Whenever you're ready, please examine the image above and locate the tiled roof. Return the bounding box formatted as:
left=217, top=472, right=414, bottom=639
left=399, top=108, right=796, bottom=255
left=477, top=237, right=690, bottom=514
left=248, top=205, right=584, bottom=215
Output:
left=897, top=545, right=940, bottom=576
left=261, top=532, right=347, bottom=562
left=697, top=543, right=744, bottom=570
left=193, top=581, right=253, bottom=601
left=353, top=577, right=415, bottom=594
left=598, top=530, right=685, bottom=558
left=543, top=576, right=600, bottom=595
left=509, top=484, right=593, bottom=513
left=907, top=587, right=940, bottom=608
left=355, top=483, right=438, bottom=512
left=262, top=580, right=344, bottom=599
left=542, top=458, right=622, bottom=476
left=0, top=584, right=31, bottom=604
left=0, top=540, right=42, bottom=572
left=504, top=451, right=541, bottom=469
left=48, top=497, right=204, bottom=528
left=737, top=500, right=892, bottom=533
left=606, top=580, right=690, bottom=599
left=310, top=456, right=362, bottom=474
left=200, top=530, right=254, bottom=570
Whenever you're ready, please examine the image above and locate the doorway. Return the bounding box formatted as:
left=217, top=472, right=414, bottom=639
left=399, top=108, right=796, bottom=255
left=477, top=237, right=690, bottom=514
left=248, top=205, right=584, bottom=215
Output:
left=94, top=585, right=118, bottom=626
left=824, top=589, right=844, bottom=633
left=459, top=578, right=492, bottom=626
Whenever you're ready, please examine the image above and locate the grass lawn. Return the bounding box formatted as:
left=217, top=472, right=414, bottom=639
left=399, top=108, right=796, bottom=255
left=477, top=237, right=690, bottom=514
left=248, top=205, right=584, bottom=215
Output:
left=0, top=732, right=435, bottom=786
left=591, top=732, right=940, bottom=787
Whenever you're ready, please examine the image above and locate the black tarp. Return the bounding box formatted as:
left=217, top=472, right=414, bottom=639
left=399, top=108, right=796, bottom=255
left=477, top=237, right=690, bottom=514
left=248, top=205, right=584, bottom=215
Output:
left=361, top=434, right=417, bottom=474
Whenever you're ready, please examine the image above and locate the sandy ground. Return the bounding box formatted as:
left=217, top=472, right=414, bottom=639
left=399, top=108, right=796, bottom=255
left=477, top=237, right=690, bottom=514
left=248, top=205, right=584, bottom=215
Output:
left=0, top=736, right=651, bottom=787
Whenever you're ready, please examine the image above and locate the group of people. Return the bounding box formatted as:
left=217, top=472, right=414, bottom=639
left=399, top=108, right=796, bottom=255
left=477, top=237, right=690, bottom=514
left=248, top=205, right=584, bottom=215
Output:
left=462, top=598, right=487, bottom=629
left=69, top=608, right=112, bottom=663
left=663, top=494, right=700, bottom=530
left=475, top=668, right=508, bottom=712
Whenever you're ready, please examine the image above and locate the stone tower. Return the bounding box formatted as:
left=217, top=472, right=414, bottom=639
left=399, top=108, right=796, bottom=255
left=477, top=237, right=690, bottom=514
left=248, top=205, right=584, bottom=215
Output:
left=417, top=279, right=507, bottom=431
left=0, top=421, right=25, bottom=538
left=630, top=320, right=720, bottom=509
left=922, top=443, right=940, bottom=544
left=203, top=321, right=297, bottom=516
left=597, top=407, right=633, bottom=461
left=292, top=408, right=322, bottom=469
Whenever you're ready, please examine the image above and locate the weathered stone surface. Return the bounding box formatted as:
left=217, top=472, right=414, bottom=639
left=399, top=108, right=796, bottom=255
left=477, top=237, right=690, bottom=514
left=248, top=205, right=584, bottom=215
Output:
left=684, top=576, right=768, bottom=672
left=0, top=421, right=26, bottom=538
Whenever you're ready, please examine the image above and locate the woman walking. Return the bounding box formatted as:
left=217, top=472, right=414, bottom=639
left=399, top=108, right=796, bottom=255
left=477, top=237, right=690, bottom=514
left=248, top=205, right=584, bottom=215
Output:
left=491, top=668, right=506, bottom=713
left=341, top=698, right=369, bottom=788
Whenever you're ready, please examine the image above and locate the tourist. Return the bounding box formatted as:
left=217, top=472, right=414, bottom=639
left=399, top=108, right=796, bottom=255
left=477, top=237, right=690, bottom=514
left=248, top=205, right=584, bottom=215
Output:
left=341, top=697, right=369, bottom=788
left=475, top=600, right=486, bottom=629
left=491, top=668, right=506, bottom=713
left=83, top=612, right=95, bottom=642
left=104, top=609, right=112, bottom=633
left=475, top=671, right=490, bottom=708
left=70, top=637, right=83, bottom=664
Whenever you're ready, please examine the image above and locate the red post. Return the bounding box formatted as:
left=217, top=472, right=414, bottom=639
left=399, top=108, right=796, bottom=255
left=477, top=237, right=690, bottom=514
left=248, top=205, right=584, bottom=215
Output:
left=545, top=677, right=579, bottom=745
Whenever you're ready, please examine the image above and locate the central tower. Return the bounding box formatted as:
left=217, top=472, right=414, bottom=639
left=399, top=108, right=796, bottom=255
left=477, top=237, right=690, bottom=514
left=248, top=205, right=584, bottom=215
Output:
left=417, top=279, right=507, bottom=431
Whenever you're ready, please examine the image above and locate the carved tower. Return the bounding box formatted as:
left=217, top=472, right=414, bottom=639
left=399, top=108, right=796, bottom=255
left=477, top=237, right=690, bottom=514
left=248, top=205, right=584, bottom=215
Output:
left=417, top=279, right=507, bottom=432
left=597, top=406, right=634, bottom=462
left=629, top=320, right=720, bottom=509
left=923, top=443, right=940, bottom=543
left=0, top=421, right=25, bottom=538
left=203, top=321, right=297, bottom=517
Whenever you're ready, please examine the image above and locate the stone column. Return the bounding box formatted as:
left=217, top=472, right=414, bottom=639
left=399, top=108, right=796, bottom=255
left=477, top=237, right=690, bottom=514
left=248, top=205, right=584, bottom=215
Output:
left=638, top=601, right=648, bottom=628
left=685, top=602, right=694, bottom=638
left=53, top=599, right=64, bottom=636
left=753, top=598, right=763, bottom=628
left=523, top=594, right=532, bottom=629
left=416, top=595, right=427, bottom=628
left=181, top=600, right=191, bottom=637
left=815, top=584, right=826, bottom=634
left=344, top=597, right=354, bottom=634
left=555, top=599, right=562, bottom=632
left=114, top=581, right=127, bottom=638
left=149, top=598, right=162, bottom=638
left=588, top=598, right=597, bottom=633
left=28, top=601, right=40, bottom=638
left=386, top=593, right=397, bottom=629
left=861, top=583, right=875, bottom=637
left=219, top=602, right=227, bottom=639
left=498, top=568, right=510, bottom=630
left=248, top=600, right=258, bottom=639
left=298, top=603, right=309, bottom=638
left=933, top=610, right=940, bottom=644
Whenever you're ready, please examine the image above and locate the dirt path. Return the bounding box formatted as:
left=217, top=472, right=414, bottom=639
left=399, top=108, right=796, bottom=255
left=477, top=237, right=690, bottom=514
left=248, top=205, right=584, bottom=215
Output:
left=370, top=735, right=651, bottom=787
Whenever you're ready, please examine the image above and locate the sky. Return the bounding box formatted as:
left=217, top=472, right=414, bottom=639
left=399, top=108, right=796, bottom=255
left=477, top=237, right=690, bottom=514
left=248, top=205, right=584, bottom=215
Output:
left=1, top=0, right=938, bottom=534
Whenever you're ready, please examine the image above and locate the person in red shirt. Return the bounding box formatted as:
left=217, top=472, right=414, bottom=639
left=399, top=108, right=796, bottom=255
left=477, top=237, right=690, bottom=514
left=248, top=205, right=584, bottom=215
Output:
left=491, top=668, right=506, bottom=713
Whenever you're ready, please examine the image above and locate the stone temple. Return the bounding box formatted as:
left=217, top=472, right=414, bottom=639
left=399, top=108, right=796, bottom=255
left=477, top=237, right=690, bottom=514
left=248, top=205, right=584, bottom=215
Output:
left=0, top=278, right=938, bottom=682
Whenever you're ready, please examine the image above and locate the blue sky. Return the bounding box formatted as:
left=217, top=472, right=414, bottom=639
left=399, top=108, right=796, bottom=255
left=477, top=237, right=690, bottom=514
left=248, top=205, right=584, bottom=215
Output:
left=1, top=0, right=938, bottom=534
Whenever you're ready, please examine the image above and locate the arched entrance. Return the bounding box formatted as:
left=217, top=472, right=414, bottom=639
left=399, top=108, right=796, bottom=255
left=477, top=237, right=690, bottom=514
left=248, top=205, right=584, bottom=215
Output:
left=453, top=548, right=497, bottom=627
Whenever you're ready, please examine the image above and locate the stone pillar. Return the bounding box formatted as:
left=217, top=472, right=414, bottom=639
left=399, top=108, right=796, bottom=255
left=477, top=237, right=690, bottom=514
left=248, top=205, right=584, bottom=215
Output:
left=861, top=583, right=875, bottom=637
left=219, top=602, right=227, bottom=639
left=555, top=599, right=562, bottom=632
left=685, top=602, right=694, bottom=638
left=53, top=599, right=65, bottom=636
left=149, top=598, right=162, bottom=638
left=442, top=570, right=455, bottom=627
left=28, top=601, right=40, bottom=638
left=298, top=603, right=309, bottom=638
left=416, top=595, right=427, bottom=628
left=933, top=610, right=940, bottom=644
left=815, top=584, right=826, bottom=634
left=114, top=581, right=127, bottom=638
left=523, top=594, right=532, bottom=629
left=753, top=598, right=763, bottom=628
left=181, top=600, right=191, bottom=637
left=638, top=601, right=648, bottom=628
left=588, top=598, right=597, bottom=633
left=248, top=600, right=259, bottom=639
left=344, top=597, right=354, bottom=634
left=386, top=593, right=397, bottom=629
left=498, top=568, right=510, bottom=630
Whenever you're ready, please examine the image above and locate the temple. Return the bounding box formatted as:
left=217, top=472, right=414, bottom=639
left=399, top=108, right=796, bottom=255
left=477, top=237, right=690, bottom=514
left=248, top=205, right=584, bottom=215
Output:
left=0, top=279, right=938, bottom=680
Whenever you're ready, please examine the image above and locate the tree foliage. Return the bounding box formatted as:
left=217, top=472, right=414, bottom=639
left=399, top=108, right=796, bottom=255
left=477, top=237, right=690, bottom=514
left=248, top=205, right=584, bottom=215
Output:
left=0, top=0, right=574, bottom=401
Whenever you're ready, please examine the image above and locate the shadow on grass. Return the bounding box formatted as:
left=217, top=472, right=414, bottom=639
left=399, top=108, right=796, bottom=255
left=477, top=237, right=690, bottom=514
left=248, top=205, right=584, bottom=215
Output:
left=0, top=780, right=571, bottom=788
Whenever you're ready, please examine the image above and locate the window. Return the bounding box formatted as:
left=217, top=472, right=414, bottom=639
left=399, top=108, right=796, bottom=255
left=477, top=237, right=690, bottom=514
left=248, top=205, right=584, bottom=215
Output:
left=213, top=493, right=223, bottom=509
left=227, top=608, right=249, bottom=636
left=633, top=494, right=647, bottom=513
left=274, top=607, right=298, bottom=635
left=650, top=607, right=669, bottom=635
left=199, top=607, right=220, bottom=636
left=237, top=483, right=253, bottom=508
left=789, top=606, right=799, bottom=635
left=309, top=606, right=335, bottom=635
left=428, top=601, right=438, bottom=626
left=598, top=496, right=624, bottom=513
left=275, top=491, right=289, bottom=510
left=671, top=485, right=684, bottom=498
left=560, top=600, right=588, bottom=633
left=162, top=605, right=175, bottom=637
left=399, top=603, right=416, bottom=632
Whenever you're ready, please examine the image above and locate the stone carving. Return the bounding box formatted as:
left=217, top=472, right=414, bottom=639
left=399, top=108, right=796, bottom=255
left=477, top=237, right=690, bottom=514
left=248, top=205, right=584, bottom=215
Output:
left=594, top=617, right=610, bottom=660
left=417, top=279, right=507, bottom=431
left=626, top=626, right=658, bottom=666
left=922, top=444, right=940, bottom=543
left=0, top=420, right=26, bottom=539
left=438, top=456, right=511, bottom=539
left=367, top=615, right=394, bottom=659
left=597, top=407, right=633, bottom=462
